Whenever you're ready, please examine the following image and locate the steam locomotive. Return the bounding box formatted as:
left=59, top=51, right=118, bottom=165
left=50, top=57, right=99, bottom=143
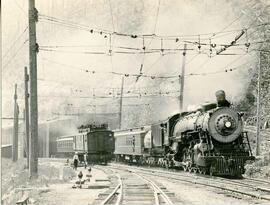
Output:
left=114, top=90, right=255, bottom=176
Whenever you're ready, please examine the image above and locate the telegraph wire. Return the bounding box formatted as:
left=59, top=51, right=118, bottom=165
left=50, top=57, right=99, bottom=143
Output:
left=38, top=15, right=269, bottom=60
left=3, top=39, right=29, bottom=68
left=41, top=56, right=252, bottom=81
left=38, top=13, right=269, bottom=40
left=186, top=53, right=200, bottom=66
left=30, top=94, right=180, bottom=99
left=38, top=40, right=268, bottom=56
left=3, top=26, right=28, bottom=59
left=14, top=0, right=27, bottom=17
left=41, top=57, right=179, bottom=79
left=216, top=14, right=244, bottom=35
left=108, top=0, right=116, bottom=32
left=136, top=0, right=161, bottom=82
left=40, top=46, right=258, bottom=57
left=39, top=47, right=165, bottom=55
left=153, top=0, right=161, bottom=34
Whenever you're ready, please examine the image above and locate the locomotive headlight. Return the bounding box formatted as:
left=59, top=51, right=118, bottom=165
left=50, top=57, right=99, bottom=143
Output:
left=225, top=121, right=232, bottom=128
left=215, top=115, right=236, bottom=136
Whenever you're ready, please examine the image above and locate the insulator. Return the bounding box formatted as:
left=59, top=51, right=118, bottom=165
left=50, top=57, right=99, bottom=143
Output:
left=245, top=43, right=250, bottom=48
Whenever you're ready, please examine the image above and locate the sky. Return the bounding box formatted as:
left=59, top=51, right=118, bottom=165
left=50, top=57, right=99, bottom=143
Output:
left=2, top=0, right=260, bottom=127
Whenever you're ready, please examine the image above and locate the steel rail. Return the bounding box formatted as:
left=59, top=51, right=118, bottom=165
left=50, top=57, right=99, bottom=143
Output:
left=109, top=164, right=270, bottom=201
left=99, top=174, right=122, bottom=205
left=111, top=163, right=270, bottom=189
left=138, top=170, right=270, bottom=201
left=134, top=172, right=174, bottom=205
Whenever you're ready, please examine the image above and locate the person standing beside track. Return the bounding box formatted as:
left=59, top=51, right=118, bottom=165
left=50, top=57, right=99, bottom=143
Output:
left=73, top=152, right=79, bottom=170
left=84, top=152, right=88, bottom=169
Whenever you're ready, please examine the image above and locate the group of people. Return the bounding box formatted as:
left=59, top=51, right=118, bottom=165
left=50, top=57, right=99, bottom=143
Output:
left=72, top=152, right=89, bottom=170
left=70, top=152, right=92, bottom=189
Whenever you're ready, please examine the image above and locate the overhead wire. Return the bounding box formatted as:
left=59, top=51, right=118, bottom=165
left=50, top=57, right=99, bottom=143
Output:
left=36, top=10, right=270, bottom=107
left=14, top=0, right=27, bottom=17
left=3, top=26, right=28, bottom=59
left=184, top=14, right=259, bottom=74
left=41, top=55, right=251, bottom=88
left=38, top=13, right=269, bottom=40
left=2, top=39, right=29, bottom=69
left=135, top=0, right=162, bottom=83
left=108, top=0, right=116, bottom=32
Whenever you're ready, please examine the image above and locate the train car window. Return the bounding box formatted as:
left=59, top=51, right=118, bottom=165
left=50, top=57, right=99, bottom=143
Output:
left=132, top=136, right=135, bottom=146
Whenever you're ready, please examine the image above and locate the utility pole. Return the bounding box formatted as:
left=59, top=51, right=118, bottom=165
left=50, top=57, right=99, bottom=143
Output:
left=119, top=77, right=124, bottom=129
left=179, top=44, right=187, bottom=112
left=24, top=66, right=30, bottom=168
left=12, top=84, right=19, bottom=162
left=256, top=51, right=261, bottom=156
left=29, top=0, right=38, bottom=178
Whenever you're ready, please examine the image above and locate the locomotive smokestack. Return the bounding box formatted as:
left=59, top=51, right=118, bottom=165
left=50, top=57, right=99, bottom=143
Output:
left=215, top=90, right=231, bottom=107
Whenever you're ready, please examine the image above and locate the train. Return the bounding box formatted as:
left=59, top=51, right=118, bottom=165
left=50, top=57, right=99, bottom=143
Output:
left=56, top=123, right=115, bottom=164
left=55, top=90, right=254, bottom=176
left=114, top=90, right=255, bottom=177
left=2, top=113, right=120, bottom=159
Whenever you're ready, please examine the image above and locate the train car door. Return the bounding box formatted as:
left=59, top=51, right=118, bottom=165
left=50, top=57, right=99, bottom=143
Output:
left=132, top=136, right=135, bottom=153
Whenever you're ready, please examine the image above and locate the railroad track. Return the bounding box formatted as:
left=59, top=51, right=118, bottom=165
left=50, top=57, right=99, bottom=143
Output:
left=93, top=166, right=175, bottom=205
left=99, top=173, right=122, bottom=205
left=108, top=163, right=270, bottom=202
